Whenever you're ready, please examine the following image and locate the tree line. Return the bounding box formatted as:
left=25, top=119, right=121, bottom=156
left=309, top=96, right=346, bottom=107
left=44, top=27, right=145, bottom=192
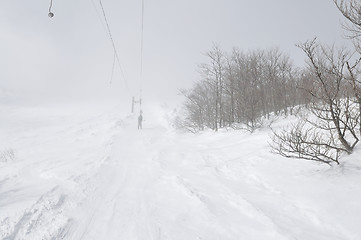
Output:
left=180, top=0, right=361, bottom=165
left=180, top=47, right=308, bottom=132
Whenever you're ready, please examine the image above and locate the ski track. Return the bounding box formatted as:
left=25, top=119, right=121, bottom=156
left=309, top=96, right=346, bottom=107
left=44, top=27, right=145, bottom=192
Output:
left=1, top=105, right=360, bottom=239
left=62, top=119, right=355, bottom=240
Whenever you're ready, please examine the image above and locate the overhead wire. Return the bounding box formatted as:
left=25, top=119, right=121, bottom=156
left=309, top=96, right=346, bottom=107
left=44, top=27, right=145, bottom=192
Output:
left=90, top=0, right=145, bottom=102
left=110, top=52, right=116, bottom=84
left=90, top=0, right=116, bottom=84
left=139, top=0, right=145, bottom=109
left=90, top=0, right=108, bottom=34
left=98, top=0, right=128, bottom=89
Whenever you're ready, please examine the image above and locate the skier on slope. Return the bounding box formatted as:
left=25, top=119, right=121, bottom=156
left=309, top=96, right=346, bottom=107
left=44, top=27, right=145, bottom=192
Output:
left=138, top=112, right=143, bottom=129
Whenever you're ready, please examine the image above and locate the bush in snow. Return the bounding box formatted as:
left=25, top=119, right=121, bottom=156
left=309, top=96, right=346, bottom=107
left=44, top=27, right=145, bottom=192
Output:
left=0, top=149, right=16, bottom=162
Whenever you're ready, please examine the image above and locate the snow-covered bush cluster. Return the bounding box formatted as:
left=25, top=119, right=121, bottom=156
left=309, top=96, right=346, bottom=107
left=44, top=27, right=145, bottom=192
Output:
left=0, top=148, right=16, bottom=163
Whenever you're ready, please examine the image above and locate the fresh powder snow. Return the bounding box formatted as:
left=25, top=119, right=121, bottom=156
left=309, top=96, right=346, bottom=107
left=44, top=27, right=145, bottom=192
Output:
left=1, top=102, right=361, bottom=240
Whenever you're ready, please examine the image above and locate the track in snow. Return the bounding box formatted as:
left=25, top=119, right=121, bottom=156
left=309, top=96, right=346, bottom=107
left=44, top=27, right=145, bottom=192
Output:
left=64, top=115, right=354, bottom=240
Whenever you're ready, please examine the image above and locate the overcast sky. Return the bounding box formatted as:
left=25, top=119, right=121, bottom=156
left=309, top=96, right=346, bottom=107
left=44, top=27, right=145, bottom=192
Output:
left=0, top=0, right=352, bottom=106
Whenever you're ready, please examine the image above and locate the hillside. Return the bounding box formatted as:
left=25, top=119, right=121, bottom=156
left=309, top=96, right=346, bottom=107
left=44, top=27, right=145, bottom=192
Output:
left=1, top=103, right=361, bottom=240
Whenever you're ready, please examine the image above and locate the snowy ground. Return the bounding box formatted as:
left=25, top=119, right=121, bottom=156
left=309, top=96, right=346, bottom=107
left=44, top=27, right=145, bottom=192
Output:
left=1, top=102, right=361, bottom=240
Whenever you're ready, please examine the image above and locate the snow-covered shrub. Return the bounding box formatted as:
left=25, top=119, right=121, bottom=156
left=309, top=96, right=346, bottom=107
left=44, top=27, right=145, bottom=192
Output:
left=0, top=149, right=16, bottom=162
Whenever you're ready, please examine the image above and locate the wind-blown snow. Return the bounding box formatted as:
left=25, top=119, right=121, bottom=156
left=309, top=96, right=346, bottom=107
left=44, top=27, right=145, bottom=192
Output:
left=1, top=103, right=361, bottom=240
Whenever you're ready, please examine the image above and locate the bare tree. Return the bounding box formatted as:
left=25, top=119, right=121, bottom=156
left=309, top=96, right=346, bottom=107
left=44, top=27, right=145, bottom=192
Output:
left=334, top=0, right=361, bottom=137
left=346, top=59, right=361, bottom=135
left=180, top=46, right=303, bottom=132
left=200, top=44, right=226, bottom=131
left=179, top=81, right=216, bottom=132
left=224, top=51, right=237, bottom=126
left=271, top=39, right=361, bottom=165
left=334, top=0, right=361, bottom=51
left=271, top=121, right=342, bottom=165
left=299, top=39, right=359, bottom=153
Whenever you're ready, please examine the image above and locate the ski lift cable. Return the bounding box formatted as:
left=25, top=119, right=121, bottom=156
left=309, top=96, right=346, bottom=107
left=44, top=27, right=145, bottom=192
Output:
left=139, top=0, right=145, bottom=109
left=98, top=0, right=128, bottom=89
left=90, top=0, right=108, bottom=35
left=110, top=51, right=116, bottom=84
left=90, top=0, right=115, bottom=84
left=90, top=0, right=118, bottom=85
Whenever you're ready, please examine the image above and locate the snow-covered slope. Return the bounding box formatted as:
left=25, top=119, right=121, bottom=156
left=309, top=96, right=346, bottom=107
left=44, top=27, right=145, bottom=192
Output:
left=1, top=103, right=361, bottom=240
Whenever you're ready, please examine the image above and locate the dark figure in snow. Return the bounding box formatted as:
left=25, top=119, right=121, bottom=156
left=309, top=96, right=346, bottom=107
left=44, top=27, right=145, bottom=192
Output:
left=138, top=113, right=143, bottom=129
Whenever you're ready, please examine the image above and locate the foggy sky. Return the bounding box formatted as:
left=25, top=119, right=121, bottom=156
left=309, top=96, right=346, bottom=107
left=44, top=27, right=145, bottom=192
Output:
left=0, top=0, right=352, bottom=106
